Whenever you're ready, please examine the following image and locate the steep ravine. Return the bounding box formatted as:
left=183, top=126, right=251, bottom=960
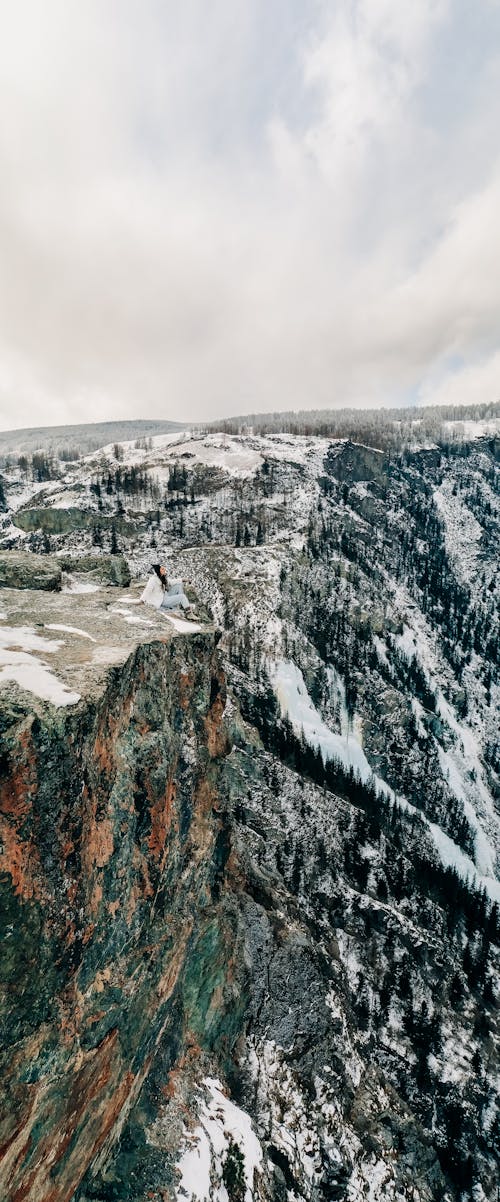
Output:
left=0, top=592, right=241, bottom=1202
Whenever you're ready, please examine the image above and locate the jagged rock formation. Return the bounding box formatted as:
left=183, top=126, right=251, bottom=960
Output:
left=0, top=418, right=499, bottom=1201
left=0, top=590, right=239, bottom=1202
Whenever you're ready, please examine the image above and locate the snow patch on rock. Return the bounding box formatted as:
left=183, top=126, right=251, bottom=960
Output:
left=176, top=1077, right=262, bottom=1202
left=272, top=659, right=374, bottom=782
left=0, top=625, right=80, bottom=706
left=46, top=623, right=97, bottom=642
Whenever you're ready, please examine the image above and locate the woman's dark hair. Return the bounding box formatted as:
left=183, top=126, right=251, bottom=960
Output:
left=152, top=564, right=167, bottom=589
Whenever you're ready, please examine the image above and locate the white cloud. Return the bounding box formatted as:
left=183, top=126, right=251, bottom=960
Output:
left=302, top=0, right=449, bottom=182
left=0, top=0, right=499, bottom=429
left=417, top=351, right=500, bottom=408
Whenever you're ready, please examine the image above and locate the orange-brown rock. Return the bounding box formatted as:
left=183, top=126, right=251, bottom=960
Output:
left=0, top=602, right=235, bottom=1202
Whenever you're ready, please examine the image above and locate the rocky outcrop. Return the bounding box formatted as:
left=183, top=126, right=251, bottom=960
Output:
left=0, top=590, right=237, bottom=1202
left=325, top=440, right=389, bottom=485
left=58, top=554, right=131, bottom=587
left=14, top=509, right=137, bottom=536
left=0, top=550, right=62, bottom=590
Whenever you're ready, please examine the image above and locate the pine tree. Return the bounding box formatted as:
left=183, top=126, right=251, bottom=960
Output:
left=222, top=1139, right=245, bottom=1202
left=449, top=971, right=463, bottom=1006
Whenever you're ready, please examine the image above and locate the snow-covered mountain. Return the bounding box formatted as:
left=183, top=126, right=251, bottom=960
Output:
left=0, top=410, right=499, bottom=1200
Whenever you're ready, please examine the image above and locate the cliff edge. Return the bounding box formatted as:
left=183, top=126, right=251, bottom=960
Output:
left=0, top=586, right=237, bottom=1202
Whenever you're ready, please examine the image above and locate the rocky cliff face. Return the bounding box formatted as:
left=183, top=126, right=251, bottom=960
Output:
left=1, top=421, right=499, bottom=1202
left=0, top=589, right=241, bottom=1202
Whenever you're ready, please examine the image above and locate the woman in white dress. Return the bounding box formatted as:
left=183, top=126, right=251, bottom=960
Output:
left=140, top=564, right=191, bottom=612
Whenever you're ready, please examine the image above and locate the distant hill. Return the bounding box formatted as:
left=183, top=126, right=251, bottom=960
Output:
left=0, top=418, right=186, bottom=458
left=210, top=399, right=500, bottom=452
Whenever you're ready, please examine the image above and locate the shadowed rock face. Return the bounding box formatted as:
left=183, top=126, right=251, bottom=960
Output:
left=0, top=592, right=238, bottom=1202
left=325, top=441, right=389, bottom=486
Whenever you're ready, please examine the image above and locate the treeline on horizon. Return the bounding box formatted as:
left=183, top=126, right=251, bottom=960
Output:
left=209, top=398, right=500, bottom=452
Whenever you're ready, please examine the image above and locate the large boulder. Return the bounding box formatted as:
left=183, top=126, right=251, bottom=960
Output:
left=58, top=554, right=131, bottom=587
left=0, top=551, right=62, bottom=591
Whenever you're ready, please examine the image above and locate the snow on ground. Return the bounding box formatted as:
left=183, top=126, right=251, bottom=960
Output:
left=348, top=1156, right=409, bottom=1202
left=37, top=490, right=86, bottom=510
left=251, top=1037, right=412, bottom=1201
left=0, top=655, right=80, bottom=706
left=249, top=432, right=332, bottom=467
left=429, top=821, right=500, bottom=903
left=87, top=431, right=263, bottom=478
left=78, top=429, right=334, bottom=488
left=250, top=1035, right=432, bottom=1202
left=394, top=624, right=419, bottom=659
left=390, top=583, right=500, bottom=873
left=273, top=658, right=382, bottom=785
left=109, top=606, right=201, bottom=634
left=327, top=665, right=365, bottom=747
left=161, top=613, right=201, bottom=634
left=0, top=626, right=65, bottom=655
left=5, top=479, right=52, bottom=513
left=83, top=429, right=188, bottom=466
left=373, top=635, right=390, bottom=667
left=169, top=434, right=263, bottom=477
left=437, top=744, right=496, bottom=878
left=436, top=690, right=499, bottom=874
left=109, top=606, right=156, bottom=627
left=61, top=578, right=100, bottom=594
left=273, top=657, right=500, bottom=903
left=0, top=626, right=80, bottom=706
left=150, top=430, right=194, bottom=451
left=176, top=1077, right=262, bottom=1202
left=389, top=584, right=447, bottom=682
left=251, top=1041, right=324, bottom=1186
left=46, top=623, right=97, bottom=642
left=433, top=479, right=485, bottom=585
left=442, top=418, right=500, bottom=440
left=324, top=993, right=364, bottom=1089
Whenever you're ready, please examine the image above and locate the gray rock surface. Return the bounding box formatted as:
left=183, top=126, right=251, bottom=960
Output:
left=0, top=550, right=62, bottom=591
left=326, top=440, right=389, bottom=485
left=58, top=554, right=131, bottom=586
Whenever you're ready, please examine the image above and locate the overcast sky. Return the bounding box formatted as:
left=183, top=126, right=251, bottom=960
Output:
left=0, top=0, right=500, bottom=430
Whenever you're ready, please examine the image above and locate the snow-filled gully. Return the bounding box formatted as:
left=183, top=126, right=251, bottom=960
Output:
left=272, top=658, right=500, bottom=904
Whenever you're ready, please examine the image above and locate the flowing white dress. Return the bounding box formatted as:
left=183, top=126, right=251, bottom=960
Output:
left=140, top=575, right=190, bottom=611
left=140, top=575, right=164, bottom=608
